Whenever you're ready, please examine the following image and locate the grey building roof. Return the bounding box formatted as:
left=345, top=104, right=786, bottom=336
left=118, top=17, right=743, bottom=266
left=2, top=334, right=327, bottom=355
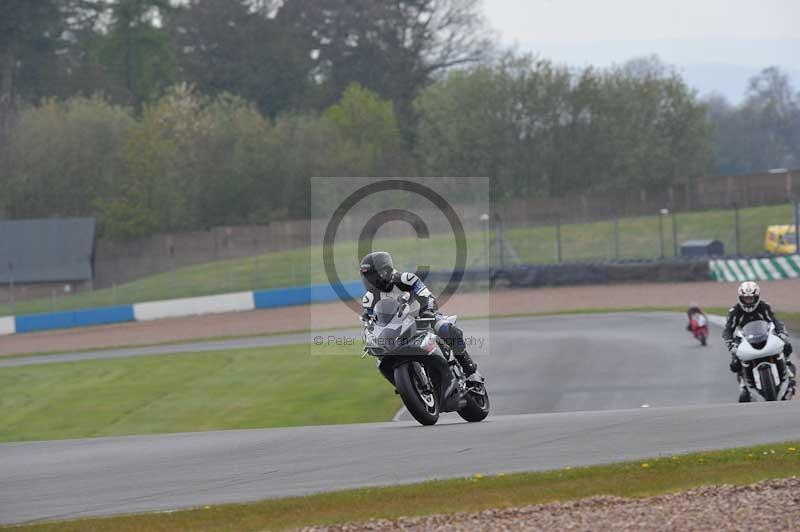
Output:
left=0, top=218, right=96, bottom=283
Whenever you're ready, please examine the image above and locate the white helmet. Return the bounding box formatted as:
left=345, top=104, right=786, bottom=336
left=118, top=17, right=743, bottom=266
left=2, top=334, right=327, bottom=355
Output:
left=737, top=281, right=760, bottom=312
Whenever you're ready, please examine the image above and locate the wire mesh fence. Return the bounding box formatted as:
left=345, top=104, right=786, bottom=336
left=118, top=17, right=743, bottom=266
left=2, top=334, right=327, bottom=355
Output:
left=1, top=199, right=798, bottom=317
left=499, top=200, right=799, bottom=267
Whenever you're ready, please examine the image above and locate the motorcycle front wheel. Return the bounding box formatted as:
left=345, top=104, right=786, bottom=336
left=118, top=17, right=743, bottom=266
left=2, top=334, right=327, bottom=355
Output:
left=395, top=362, right=439, bottom=425
left=458, top=384, right=490, bottom=422
left=757, top=365, right=778, bottom=401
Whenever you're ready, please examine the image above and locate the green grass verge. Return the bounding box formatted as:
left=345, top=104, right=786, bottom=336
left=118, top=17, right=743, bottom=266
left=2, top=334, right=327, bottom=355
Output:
left=8, top=441, right=800, bottom=532
left=0, top=343, right=391, bottom=443
left=1, top=203, right=792, bottom=316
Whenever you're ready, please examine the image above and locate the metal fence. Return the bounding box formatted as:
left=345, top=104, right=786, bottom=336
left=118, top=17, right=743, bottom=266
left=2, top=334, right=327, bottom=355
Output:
left=1, top=198, right=798, bottom=317
left=492, top=199, right=800, bottom=268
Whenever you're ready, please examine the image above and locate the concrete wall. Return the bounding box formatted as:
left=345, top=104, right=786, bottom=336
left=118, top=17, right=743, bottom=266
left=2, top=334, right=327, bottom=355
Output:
left=0, top=316, right=15, bottom=335
left=0, top=281, right=364, bottom=337
left=4, top=254, right=798, bottom=337
left=133, top=292, right=255, bottom=321
left=14, top=306, right=135, bottom=334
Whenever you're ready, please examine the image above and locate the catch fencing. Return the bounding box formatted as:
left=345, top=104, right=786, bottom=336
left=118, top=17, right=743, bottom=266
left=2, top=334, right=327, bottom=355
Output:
left=1, top=175, right=799, bottom=316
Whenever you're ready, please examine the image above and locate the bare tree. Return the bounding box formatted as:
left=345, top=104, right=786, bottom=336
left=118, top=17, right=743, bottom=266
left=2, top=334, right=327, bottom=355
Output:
left=277, top=0, right=493, bottom=113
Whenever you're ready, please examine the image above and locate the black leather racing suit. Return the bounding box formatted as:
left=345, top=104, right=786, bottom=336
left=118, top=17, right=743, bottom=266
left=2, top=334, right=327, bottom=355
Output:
left=722, top=301, right=794, bottom=383
left=361, top=271, right=476, bottom=374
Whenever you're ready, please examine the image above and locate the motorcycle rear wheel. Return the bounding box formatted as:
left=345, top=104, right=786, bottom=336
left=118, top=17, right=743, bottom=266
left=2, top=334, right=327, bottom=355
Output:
left=395, top=362, right=439, bottom=425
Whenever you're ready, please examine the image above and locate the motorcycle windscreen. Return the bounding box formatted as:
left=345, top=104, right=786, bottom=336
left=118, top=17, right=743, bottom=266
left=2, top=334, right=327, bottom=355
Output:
left=742, top=321, right=770, bottom=350
left=374, top=299, right=400, bottom=325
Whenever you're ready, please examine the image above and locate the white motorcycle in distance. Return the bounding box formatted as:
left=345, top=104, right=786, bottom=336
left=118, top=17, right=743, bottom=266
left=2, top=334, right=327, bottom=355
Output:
left=734, top=320, right=795, bottom=402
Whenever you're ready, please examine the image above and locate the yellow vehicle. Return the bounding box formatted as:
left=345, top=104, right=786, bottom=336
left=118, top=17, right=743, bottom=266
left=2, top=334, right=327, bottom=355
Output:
left=764, top=225, right=798, bottom=254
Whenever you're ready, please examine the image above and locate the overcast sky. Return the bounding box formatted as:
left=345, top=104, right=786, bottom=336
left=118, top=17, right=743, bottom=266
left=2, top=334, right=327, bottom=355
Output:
left=481, top=0, right=800, bottom=102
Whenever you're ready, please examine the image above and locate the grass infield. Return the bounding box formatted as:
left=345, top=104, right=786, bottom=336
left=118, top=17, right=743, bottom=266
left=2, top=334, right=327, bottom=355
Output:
left=6, top=441, right=800, bottom=531
left=0, top=343, right=393, bottom=443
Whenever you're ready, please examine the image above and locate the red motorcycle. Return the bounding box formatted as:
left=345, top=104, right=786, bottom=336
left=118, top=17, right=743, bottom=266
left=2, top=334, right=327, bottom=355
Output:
left=689, top=313, right=709, bottom=346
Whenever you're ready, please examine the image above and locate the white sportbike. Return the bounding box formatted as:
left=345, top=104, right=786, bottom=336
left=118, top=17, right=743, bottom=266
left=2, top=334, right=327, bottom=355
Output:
left=734, top=320, right=795, bottom=402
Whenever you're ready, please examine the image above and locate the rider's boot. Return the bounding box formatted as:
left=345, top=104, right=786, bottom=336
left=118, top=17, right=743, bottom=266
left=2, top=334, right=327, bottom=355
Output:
left=738, top=388, right=751, bottom=402
left=738, top=375, right=751, bottom=402
left=435, top=320, right=477, bottom=376
left=787, top=361, right=797, bottom=396
left=455, top=349, right=477, bottom=377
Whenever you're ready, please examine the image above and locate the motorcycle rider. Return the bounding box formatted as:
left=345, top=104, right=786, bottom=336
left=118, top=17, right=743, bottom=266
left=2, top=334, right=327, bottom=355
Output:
left=686, top=302, right=706, bottom=331
left=359, top=251, right=478, bottom=376
left=723, top=281, right=795, bottom=402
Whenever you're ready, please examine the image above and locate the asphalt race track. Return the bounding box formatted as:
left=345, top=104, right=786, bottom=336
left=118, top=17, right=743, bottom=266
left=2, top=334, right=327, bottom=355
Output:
left=2, top=313, right=799, bottom=524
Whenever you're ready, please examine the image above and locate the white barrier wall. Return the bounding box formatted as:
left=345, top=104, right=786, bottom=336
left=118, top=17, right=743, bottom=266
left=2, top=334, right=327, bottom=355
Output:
left=133, top=292, right=255, bottom=321
left=0, top=316, right=15, bottom=336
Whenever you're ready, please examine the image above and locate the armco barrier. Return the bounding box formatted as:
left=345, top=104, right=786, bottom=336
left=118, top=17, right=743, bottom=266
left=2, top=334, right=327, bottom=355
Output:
left=505, top=260, right=711, bottom=288
left=14, top=305, right=135, bottom=334
left=0, top=316, right=15, bottom=336
left=133, top=291, right=255, bottom=321
left=710, top=255, right=800, bottom=282
left=606, top=261, right=712, bottom=283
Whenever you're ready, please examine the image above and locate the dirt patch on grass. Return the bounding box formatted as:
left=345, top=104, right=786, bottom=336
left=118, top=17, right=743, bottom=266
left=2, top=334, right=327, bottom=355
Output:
left=303, top=477, right=800, bottom=532
left=2, top=279, right=799, bottom=357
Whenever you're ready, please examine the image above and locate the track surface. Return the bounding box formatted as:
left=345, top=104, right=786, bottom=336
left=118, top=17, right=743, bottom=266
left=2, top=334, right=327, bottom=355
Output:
left=2, top=313, right=798, bottom=524
left=2, top=313, right=737, bottom=413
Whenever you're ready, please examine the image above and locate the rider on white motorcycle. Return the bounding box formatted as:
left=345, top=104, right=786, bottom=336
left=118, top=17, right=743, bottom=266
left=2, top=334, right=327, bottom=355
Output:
left=723, top=281, right=795, bottom=402
left=359, top=251, right=477, bottom=376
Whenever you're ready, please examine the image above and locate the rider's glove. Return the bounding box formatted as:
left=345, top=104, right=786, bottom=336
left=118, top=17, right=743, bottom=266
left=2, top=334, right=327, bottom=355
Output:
left=424, top=296, right=438, bottom=314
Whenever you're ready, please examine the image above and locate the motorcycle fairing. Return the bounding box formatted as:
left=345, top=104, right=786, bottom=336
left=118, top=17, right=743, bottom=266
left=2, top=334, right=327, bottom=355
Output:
left=737, top=334, right=785, bottom=362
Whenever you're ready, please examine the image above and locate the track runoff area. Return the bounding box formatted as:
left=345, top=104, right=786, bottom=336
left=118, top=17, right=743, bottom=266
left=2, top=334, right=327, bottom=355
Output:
left=2, top=311, right=800, bottom=525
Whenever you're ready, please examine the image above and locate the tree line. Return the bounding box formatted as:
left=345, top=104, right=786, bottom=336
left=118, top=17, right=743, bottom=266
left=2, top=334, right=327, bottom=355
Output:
left=0, top=1, right=797, bottom=239
left=705, top=67, right=800, bottom=175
